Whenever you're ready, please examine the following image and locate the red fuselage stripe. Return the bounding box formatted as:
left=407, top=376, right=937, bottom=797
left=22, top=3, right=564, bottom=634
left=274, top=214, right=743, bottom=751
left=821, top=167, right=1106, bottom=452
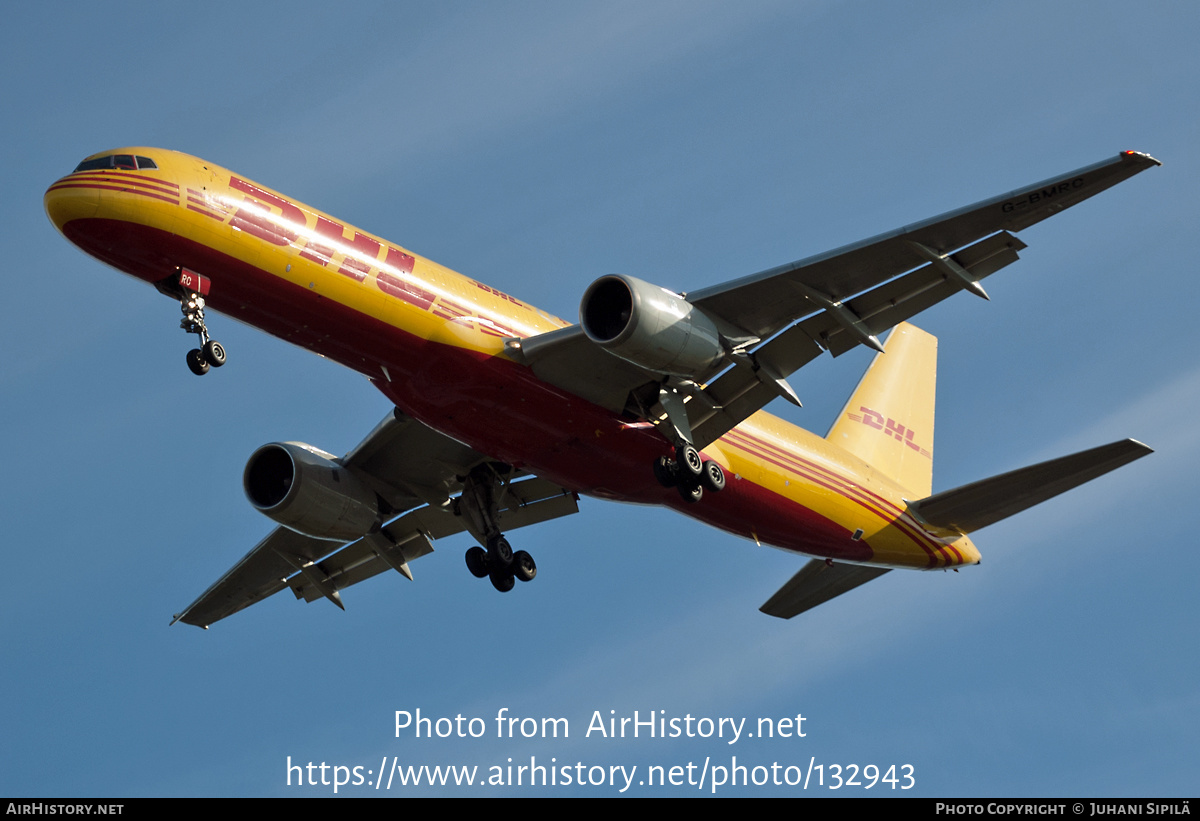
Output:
left=724, top=429, right=959, bottom=566
left=48, top=181, right=178, bottom=206
left=59, top=172, right=179, bottom=195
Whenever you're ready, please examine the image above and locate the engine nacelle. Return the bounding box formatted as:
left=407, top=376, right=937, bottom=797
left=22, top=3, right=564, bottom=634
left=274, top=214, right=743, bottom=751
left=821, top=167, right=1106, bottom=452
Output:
left=243, top=442, right=380, bottom=541
left=579, top=274, right=725, bottom=377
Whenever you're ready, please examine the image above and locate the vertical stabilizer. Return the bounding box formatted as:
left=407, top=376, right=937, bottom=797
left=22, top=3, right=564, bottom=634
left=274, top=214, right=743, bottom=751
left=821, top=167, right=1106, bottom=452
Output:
left=826, top=323, right=936, bottom=496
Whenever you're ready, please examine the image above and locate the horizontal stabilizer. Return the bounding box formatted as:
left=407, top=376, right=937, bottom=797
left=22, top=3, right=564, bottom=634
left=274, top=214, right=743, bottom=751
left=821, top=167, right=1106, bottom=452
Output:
left=760, top=559, right=891, bottom=619
left=908, top=439, right=1152, bottom=535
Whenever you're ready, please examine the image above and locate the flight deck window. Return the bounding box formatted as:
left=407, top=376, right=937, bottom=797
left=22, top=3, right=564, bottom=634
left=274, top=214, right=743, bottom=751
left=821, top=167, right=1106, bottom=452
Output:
left=72, top=154, right=159, bottom=172
left=74, top=156, right=115, bottom=172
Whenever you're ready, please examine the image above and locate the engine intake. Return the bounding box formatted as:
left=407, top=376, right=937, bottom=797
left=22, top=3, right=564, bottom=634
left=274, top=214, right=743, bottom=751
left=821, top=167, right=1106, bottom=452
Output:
left=244, top=442, right=380, bottom=541
left=580, top=274, right=725, bottom=377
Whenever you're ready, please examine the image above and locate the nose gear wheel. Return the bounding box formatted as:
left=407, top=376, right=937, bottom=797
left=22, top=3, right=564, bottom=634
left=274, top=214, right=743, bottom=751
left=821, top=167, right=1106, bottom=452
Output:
left=175, top=270, right=226, bottom=376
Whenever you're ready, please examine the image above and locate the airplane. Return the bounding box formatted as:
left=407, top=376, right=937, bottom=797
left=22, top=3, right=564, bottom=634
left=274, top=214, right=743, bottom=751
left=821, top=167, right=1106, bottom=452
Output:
left=44, top=147, right=1159, bottom=628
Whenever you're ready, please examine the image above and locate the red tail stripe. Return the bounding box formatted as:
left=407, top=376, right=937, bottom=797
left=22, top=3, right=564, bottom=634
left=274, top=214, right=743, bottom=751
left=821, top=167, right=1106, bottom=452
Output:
left=724, top=429, right=961, bottom=566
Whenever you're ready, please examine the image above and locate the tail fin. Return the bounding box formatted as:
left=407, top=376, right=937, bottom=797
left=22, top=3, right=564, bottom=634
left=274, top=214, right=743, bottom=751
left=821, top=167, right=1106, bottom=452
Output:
left=826, top=322, right=936, bottom=496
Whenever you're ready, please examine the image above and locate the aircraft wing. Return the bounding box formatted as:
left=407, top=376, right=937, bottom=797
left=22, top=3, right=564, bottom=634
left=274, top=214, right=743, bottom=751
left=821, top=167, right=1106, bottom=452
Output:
left=514, top=151, right=1160, bottom=445
left=685, top=150, right=1160, bottom=340
left=172, top=409, right=579, bottom=628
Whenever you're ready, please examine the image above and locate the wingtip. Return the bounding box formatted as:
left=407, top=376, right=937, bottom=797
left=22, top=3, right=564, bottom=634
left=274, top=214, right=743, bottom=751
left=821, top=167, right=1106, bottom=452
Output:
left=1125, top=438, right=1154, bottom=455
left=1122, top=150, right=1162, bottom=167
left=171, top=611, right=210, bottom=629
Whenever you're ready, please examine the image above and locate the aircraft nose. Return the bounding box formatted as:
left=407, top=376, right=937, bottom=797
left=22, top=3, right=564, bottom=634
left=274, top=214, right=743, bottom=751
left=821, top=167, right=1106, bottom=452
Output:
left=44, top=176, right=100, bottom=235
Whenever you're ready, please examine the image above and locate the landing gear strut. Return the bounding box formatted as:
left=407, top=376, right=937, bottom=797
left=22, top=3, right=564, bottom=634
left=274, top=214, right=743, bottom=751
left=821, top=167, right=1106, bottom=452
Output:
left=646, top=382, right=726, bottom=503
left=176, top=269, right=226, bottom=376
left=457, top=464, right=538, bottom=593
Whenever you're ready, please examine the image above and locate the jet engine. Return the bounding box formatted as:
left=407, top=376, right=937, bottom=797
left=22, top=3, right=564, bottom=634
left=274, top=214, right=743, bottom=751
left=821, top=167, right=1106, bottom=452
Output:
left=579, top=274, right=726, bottom=377
left=243, top=442, right=380, bottom=541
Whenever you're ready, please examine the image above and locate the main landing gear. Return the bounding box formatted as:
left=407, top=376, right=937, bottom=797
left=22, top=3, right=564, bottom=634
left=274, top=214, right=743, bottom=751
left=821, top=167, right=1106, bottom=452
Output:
left=458, top=465, right=538, bottom=593
left=464, top=538, right=537, bottom=592
left=653, top=443, right=726, bottom=504
left=645, top=383, right=725, bottom=503
left=176, top=269, right=226, bottom=376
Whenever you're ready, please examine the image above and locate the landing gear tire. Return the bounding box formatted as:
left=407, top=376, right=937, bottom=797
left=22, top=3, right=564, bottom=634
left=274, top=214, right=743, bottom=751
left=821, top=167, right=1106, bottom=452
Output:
left=701, top=459, right=726, bottom=493
left=465, top=546, right=489, bottom=578
left=678, top=481, right=703, bottom=504
left=460, top=466, right=533, bottom=589
left=653, top=455, right=679, bottom=488
left=488, top=535, right=513, bottom=568
left=490, top=570, right=515, bottom=593
left=676, top=443, right=703, bottom=478
left=512, top=550, right=537, bottom=582
left=186, top=349, right=209, bottom=376
left=203, top=340, right=226, bottom=368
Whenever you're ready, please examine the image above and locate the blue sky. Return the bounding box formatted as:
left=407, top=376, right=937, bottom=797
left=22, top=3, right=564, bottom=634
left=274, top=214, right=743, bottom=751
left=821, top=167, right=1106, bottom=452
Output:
left=3, top=1, right=1197, bottom=796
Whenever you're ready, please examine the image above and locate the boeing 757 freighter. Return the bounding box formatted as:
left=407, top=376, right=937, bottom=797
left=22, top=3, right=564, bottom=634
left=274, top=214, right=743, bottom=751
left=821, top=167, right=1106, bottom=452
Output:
left=44, top=148, right=1159, bottom=627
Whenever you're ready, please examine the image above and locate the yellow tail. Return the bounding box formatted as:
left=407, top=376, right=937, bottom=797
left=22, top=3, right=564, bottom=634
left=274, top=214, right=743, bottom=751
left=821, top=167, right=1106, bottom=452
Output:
left=825, top=322, right=937, bottom=496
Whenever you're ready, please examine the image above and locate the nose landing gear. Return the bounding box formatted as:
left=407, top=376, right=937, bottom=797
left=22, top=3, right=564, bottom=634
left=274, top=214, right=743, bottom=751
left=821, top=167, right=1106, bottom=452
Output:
left=176, top=269, right=226, bottom=376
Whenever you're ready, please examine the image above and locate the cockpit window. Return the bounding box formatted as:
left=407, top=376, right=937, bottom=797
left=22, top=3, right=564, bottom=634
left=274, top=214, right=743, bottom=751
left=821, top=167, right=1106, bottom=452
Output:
left=74, top=156, right=114, bottom=172
left=73, top=154, right=159, bottom=172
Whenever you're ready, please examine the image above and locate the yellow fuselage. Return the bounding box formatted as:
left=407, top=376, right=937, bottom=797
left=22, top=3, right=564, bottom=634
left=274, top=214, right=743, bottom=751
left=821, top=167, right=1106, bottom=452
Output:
left=45, top=147, right=979, bottom=570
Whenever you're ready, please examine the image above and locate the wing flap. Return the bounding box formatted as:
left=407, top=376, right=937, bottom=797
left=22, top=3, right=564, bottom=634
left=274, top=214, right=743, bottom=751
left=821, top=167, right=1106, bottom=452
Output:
left=908, top=439, right=1153, bottom=535
left=287, top=477, right=579, bottom=604
left=289, top=524, right=437, bottom=604
left=818, top=231, right=1024, bottom=356
left=686, top=374, right=802, bottom=452
left=687, top=232, right=1023, bottom=448
left=760, top=559, right=891, bottom=619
